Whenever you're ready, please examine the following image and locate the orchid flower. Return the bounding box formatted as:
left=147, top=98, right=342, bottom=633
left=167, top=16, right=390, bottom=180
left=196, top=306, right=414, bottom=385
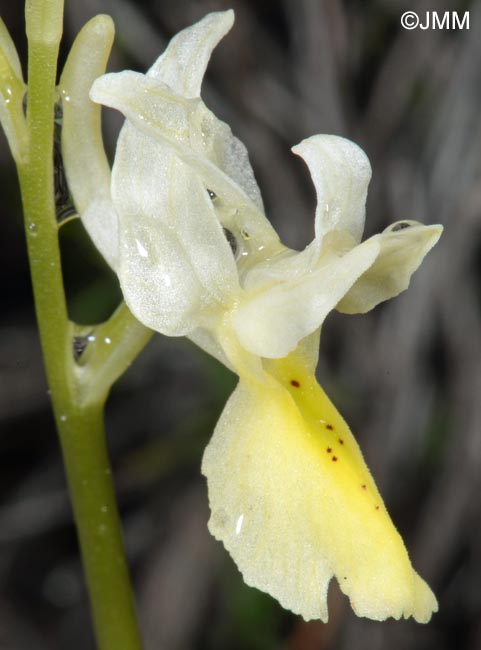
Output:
left=60, top=10, right=442, bottom=623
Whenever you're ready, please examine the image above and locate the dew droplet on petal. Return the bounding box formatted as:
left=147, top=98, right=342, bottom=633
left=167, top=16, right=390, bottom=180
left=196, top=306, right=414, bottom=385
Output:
left=235, top=513, right=244, bottom=535
left=385, top=219, right=420, bottom=233
left=135, top=238, right=149, bottom=258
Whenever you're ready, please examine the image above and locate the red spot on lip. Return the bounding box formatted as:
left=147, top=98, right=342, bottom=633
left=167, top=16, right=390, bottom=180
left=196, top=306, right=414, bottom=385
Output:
left=290, top=379, right=300, bottom=387
left=339, top=438, right=344, bottom=444
left=375, top=505, right=380, bottom=510
left=361, top=484, right=367, bottom=490
left=332, top=456, right=338, bottom=462
left=326, top=447, right=332, bottom=453
left=326, top=424, right=334, bottom=431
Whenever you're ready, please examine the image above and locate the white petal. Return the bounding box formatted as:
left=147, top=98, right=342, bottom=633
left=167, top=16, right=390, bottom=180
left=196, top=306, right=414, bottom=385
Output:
left=112, top=124, right=239, bottom=335
left=147, top=10, right=234, bottom=98
left=232, top=237, right=381, bottom=358
left=292, top=135, right=372, bottom=256
left=337, top=222, right=443, bottom=314
left=202, top=357, right=438, bottom=623
left=59, top=15, right=118, bottom=267
left=90, top=73, right=277, bottom=249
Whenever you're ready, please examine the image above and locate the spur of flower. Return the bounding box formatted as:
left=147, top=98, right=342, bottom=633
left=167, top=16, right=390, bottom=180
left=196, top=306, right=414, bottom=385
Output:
left=60, top=10, right=442, bottom=622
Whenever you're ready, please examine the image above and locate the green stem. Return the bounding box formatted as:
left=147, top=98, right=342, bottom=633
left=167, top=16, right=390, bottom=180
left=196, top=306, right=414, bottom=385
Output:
left=56, top=404, right=142, bottom=650
left=20, top=7, right=70, bottom=407
left=17, top=2, right=144, bottom=648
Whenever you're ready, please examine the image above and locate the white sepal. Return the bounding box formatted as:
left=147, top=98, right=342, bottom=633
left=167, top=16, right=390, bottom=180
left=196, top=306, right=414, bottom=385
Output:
left=112, top=125, right=239, bottom=336
left=147, top=10, right=234, bottom=99
left=337, top=222, right=443, bottom=314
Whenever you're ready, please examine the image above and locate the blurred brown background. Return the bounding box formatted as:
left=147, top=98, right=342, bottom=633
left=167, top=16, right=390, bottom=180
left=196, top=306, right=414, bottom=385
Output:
left=0, top=0, right=480, bottom=648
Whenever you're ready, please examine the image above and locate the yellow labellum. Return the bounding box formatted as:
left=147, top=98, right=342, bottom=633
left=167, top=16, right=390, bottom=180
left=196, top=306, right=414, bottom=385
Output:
left=202, top=353, right=438, bottom=622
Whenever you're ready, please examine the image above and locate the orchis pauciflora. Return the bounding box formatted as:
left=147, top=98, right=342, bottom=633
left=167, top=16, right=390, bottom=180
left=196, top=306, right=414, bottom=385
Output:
left=60, top=11, right=442, bottom=622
